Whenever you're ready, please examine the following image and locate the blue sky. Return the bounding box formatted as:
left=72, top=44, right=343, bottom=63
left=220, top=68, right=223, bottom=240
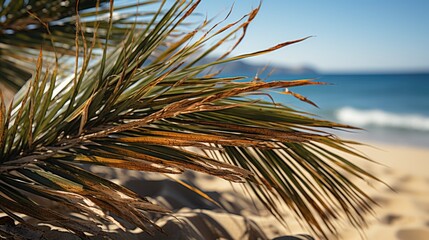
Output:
left=196, top=0, right=429, bottom=73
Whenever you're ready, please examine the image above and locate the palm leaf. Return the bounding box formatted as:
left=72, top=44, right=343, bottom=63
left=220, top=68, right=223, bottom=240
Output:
left=0, top=0, right=381, bottom=238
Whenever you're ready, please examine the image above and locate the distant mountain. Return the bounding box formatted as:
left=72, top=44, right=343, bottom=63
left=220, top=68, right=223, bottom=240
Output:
left=201, top=57, right=318, bottom=77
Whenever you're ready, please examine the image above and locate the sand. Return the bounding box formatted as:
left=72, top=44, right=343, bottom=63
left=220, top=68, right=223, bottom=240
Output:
left=328, top=142, right=429, bottom=240
left=2, top=141, right=429, bottom=239
left=86, top=141, right=429, bottom=239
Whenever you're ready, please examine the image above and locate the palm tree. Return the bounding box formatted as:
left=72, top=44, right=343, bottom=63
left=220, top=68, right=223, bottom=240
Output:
left=0, top=0, right=380, bottom=238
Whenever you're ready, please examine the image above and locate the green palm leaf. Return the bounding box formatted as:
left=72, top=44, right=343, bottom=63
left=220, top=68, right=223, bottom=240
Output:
left=0, top=0, right=381, bottom=238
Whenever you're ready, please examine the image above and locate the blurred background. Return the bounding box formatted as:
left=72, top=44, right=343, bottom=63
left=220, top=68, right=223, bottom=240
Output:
left=197, top=0, right=429, bottom=148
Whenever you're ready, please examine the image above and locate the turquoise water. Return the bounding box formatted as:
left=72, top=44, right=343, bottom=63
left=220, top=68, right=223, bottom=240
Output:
left=256, top=73, right=429, bottom=147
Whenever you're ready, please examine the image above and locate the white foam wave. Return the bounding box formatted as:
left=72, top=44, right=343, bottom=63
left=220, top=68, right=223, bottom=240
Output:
left=336, top=107, right=429, bottom=131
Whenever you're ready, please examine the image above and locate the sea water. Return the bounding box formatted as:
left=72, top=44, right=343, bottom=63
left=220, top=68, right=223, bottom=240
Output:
left=270, top=73, right=429, bottom=147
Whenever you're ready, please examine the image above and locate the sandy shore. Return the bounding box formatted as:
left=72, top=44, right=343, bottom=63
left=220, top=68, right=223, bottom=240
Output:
left=87, top=141, right=428, bottom=239
left=329, top=142, right=429, bottom=240
left=3, top=141, right=428, bottom=239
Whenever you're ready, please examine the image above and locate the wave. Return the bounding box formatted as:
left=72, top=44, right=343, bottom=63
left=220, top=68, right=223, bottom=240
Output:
left=335, top=107, right=429, bottom=131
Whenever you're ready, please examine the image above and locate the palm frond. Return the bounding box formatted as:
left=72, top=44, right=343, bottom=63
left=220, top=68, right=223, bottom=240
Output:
left=0, top=0, right=380, bottom=238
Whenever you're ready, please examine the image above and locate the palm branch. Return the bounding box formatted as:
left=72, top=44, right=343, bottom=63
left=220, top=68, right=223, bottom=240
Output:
left=0, top=0, right=381, bottom=238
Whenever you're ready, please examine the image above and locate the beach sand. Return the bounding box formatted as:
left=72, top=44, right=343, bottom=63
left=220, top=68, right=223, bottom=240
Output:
left=83, top=141, right=428, bottom=239
left=3, top=141, right=428, bottom=239
left=329, top=142, right=429, bottom=240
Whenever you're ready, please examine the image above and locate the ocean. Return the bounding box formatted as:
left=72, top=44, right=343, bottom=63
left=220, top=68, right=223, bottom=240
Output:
left=259, top=73, right=429, bottom=148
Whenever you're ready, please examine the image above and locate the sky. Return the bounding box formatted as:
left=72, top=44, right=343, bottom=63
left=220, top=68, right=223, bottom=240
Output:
left=196, top=0, right=429, bottom=73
